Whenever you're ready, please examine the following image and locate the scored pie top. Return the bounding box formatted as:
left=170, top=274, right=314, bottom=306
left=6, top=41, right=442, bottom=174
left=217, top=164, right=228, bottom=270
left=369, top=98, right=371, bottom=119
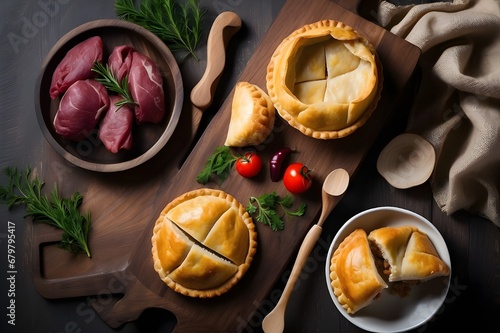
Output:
left=151, top=188, right=257, bottom=298
left=266, top=20, right=383, bottom=139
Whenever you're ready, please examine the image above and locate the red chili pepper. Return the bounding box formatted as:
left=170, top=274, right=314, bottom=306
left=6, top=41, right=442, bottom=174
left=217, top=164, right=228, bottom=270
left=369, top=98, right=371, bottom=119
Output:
left=269, top=147, right=293, bottom=182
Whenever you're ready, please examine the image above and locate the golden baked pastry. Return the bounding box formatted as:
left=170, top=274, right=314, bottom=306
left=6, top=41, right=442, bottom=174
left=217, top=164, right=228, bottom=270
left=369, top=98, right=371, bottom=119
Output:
left=330, top=229, right=388, bottom=314
left=368, top=226, right=450, bottom=282
left=266, top=20, right=382, bottom=139
left=151, top=188, right=257, bottom=298
left=225, top=82, right=275, bottom=147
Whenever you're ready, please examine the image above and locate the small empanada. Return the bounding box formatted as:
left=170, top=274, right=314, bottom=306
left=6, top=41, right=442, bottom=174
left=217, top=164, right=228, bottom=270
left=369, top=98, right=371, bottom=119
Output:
left=224, top=82, right=275, bottom=147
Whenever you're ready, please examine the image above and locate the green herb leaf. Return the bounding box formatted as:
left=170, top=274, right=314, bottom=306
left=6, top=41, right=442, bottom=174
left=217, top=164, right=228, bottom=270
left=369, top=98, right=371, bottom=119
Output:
left=115, top=0, right=205, bottom=62
left=91, top=62, right=136, bottom=107
left=197, top=146, right=237, bottom=185
left=277, top=194, right=307, bottom=217
left=0, top=166, right=92, bottom=257
left=247, top=192, right=307, bottom=231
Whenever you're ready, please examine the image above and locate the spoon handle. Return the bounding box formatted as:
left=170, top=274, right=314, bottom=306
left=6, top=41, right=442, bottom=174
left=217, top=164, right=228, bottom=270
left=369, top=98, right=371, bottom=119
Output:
left=190, top=11, right=242, bottom=110
left=281, top=224, right=323, bottom=303
left=262, top=224, right=323, bottom=333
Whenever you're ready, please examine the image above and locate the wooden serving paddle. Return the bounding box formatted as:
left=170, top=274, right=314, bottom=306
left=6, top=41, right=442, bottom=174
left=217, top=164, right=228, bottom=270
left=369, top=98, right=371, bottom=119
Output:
left=84, top=11, right=242, bottom=326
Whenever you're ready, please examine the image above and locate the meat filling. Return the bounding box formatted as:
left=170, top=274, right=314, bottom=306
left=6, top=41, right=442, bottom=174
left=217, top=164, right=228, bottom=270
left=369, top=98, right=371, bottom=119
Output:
left=369, top=242, right=418, bottom=297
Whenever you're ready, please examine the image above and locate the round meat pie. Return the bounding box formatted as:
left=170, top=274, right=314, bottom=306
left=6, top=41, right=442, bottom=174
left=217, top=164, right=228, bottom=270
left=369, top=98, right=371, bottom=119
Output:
left=151, top=188, right=257, bottom=298
left=267, top=20, right=382, bottom=139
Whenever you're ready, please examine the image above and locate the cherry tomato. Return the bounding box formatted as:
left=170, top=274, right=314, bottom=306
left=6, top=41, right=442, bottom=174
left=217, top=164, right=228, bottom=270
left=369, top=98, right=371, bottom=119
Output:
left=235, top=152, right=262, bottom=178
left=283, top=163, right=312, bottom=193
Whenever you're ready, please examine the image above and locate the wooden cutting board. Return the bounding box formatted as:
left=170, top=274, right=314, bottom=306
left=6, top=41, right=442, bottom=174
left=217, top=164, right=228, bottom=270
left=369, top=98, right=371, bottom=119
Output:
left=31, top=0, right=420, bottom=332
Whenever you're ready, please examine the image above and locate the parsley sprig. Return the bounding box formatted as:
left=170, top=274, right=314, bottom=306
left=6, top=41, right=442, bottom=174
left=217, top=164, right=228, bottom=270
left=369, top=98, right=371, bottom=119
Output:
left=115, top=0, right=205, bottom=61
left=0, top=166, right=91, bottom=257
left=197, top=146, right=238, bottom=185
left=91, top=62, right=136, bottom=108
left=247, top=192, right=307, bottom=231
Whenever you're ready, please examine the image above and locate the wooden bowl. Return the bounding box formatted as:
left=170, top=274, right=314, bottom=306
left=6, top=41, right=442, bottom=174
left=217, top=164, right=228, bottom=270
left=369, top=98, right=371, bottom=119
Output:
left=35, top=19, right=183, bottom=172
left=376, top=133, right=435, bottom=189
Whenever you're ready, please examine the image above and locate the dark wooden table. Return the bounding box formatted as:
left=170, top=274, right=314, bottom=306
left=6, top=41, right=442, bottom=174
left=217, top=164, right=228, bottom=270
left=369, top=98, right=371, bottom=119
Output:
left=1, top=1, right=498, bottom=332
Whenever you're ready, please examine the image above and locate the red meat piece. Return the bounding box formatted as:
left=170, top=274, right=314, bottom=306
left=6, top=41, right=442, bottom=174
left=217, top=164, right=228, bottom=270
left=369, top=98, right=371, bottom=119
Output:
left=53, top=79, right=109, bottom=141
left=98, top=95, right=134, bottom=153
left=108, top=45, right=135, bottom=83
left=128, top=51, right=165, bottom=124
left=49, top=36, right=103, bottom=99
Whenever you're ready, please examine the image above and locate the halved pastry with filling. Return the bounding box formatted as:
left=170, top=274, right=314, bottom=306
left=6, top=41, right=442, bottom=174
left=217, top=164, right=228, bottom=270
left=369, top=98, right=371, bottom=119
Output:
left=225, top=82, right=275, bottom=147
left=330, top=229, right=388, bottom=314
left=368, top=226, right=450, bottom=282
left=151, top=188, right=257, bottom=298
left=266, top=20, right=382, bottom=139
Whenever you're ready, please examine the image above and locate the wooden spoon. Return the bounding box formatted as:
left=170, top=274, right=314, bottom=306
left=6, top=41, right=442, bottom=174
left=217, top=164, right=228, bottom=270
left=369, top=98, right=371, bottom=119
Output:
left=261, top=168, right=350, bottom=333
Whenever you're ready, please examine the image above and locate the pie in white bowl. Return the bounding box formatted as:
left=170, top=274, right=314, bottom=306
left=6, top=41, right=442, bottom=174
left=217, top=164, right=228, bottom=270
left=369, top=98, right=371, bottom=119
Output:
left=326, top=207, right=451, bottom=332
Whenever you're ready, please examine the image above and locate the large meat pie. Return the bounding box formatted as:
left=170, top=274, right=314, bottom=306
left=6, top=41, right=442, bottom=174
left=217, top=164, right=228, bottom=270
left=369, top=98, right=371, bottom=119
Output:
left=266, top=20, right=382, bottom=139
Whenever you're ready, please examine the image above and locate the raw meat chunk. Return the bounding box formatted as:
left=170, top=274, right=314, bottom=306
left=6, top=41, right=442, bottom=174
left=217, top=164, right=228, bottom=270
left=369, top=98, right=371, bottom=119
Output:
left=128, top=51, right=165, bottom=124
left=108, top=45, right=135, bottom=83
left=49, top=36, right=103, bottom=99
left=53, top=79, right=109, bottom=141
left=98, top=95, right=134, bottom=153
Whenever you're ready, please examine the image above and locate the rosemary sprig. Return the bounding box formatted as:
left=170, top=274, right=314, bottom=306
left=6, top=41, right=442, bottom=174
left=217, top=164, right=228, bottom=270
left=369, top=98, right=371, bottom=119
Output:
left=91, top=62, right=136, bottom=107
left=114, top=0, right=205, bottom=61
left=0, top=166, right=91, bottom=257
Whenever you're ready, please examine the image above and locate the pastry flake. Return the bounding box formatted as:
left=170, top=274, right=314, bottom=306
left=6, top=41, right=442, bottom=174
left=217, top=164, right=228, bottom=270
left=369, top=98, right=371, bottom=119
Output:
left=224, top=82, right=275, bottom=147
left=330, top=229, right=388, bottom=314
left=267, top=20, right=383, bottom=139
left=151, top=188, right=257, bottom=298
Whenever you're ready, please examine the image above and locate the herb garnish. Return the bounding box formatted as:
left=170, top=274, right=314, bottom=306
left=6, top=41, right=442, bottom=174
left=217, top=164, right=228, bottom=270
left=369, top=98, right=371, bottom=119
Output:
left=0, top=166, right=92, bottom=257
left=197, top=145, right=237, bottom=185
left=247, top=192, right=307, bottom=231
left=115, top=0, right=205, bottom=61
left=91, top=62, right=136, bottom=108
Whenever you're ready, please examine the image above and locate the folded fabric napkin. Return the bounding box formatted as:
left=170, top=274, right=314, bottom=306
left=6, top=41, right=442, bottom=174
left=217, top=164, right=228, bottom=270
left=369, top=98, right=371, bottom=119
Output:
left=376, top=0, right=500, bottom=227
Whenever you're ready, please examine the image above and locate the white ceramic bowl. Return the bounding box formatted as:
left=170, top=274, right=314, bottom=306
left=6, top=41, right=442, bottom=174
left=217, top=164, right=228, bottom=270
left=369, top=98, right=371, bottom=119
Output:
left=325, top=206, right=451, bottom=333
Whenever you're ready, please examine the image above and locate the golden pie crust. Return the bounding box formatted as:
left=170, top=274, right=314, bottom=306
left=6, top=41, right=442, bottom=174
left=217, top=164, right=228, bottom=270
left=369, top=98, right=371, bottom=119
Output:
left=225, top=81, right=275, bottom=147
left=330, top=225, right=450, bottom=315
left=151, top=188, right=257, bottom=298
left=368, top=226, right=450, bottom=282
left=330, top=229, right=388, bottom=314
left=266, top=20, right=383, bottom=139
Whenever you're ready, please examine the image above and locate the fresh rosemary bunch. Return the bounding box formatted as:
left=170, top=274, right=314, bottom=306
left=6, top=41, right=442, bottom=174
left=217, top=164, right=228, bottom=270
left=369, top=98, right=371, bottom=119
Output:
left=0, top=166, right=92, bottom=257
left=92, top=62, right=136, bottom=107
left=115, top=0, right=205, bottom=61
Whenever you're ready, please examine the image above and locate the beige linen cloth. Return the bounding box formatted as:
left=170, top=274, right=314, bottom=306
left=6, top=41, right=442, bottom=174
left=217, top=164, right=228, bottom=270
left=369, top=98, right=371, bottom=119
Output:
left=376, top=0, right=500, bottom=227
